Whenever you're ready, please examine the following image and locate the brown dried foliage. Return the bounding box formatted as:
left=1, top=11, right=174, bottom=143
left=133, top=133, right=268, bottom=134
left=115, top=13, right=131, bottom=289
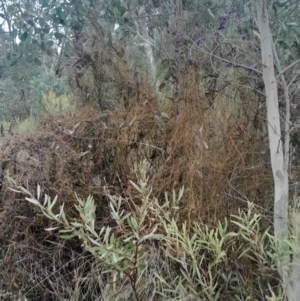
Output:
left=0, top=29, right=275, bottom=299
left=0, top=82, right=273, bottom=299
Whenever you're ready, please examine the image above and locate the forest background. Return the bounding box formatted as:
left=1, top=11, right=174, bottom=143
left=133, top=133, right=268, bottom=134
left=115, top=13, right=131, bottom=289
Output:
left=0, top=0, right=300, bottom=300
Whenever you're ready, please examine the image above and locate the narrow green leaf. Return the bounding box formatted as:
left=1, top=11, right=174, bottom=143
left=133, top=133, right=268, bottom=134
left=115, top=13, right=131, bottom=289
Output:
left=112, top=253, right=118, bottom=263
left=54, top=32, right=65, bottom=39
left=25, top=197, right=41, bottom=207
left=59, top=229, right=72, bottom=233
left=48, top=195, right=58, bottom=210
left=37, top=185, right=41, bottom=199
left=20, top=32, right=28, bottom=42
left=71, top=222, right=84, bottom=227
left=129, top=180, right=142, bottom=193
left=87, top=236, right=101, bottom=246
left=178, top=186, right=184, bottom=201
left=104, top=227, right=111, bottom=242
left=60, top=204, right=69, bottom=225
left=8, top=187, right=22, bottom=194
left=45, top=227, right=58, bottom=231
left=18, top=186, right=31, bottom=195
left=130, top=217, right=138, bottom=231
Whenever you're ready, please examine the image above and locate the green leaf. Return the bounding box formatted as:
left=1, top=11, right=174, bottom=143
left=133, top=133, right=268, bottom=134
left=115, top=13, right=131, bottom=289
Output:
left=20, top=32, right=28, bottom=41
left=123, top=258, right=133, bottom=269
left=60, top=206, right=69, bottom=225
left=54, top=32, right=65, bottom=39
left=104, top=227, right=111, bottom=242
left=28, top=20, right=35, bottom=27
left=47, top=40, right=54, bottom=48
left=71, top=222, right=84, bottom=227
left=25, top=197, right=41, bottom=207
left=48, top=195, right=58, bottom=210
left=130, top=217, right=138, bottom=232
left=34, top=57, right=42, bottom=66
left=112, top=253, right=118, bottom=263
left=59, top=229, right=72, bottom=233
left=178, top=186, right=184, bottom=201
left=37, top=185, right=41, bottom=199
left=40, top=41, right=46, bottom=50
left=138, top=248, right=145, bottom=259
left=129, top=180, right=142, bottom=193
left=42, top=25, right=50, bottom=33
left=18, top=186, right=32, bottom=195
left=45, top=227, right=59, bottom=231
left=138, top=264, right=146, bottom=272
left=59, top=18, right=66, bottom=25
left=8, top=187, right=22, bottom=193
left=119, top=6, right=127, bottom=16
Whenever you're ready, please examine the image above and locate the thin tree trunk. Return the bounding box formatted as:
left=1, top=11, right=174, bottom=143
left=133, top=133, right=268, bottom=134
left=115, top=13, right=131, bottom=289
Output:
left=0, top=26, right=8, bottom=72
left=134, top=20, right=156, bottom=82
left=253, top=0, right=300, bottom=299
left=174, top=0, right=185, bottom=116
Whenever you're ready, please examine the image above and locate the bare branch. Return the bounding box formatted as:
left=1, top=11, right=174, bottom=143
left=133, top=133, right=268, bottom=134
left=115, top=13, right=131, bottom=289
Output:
left=272, top=42, right=291, bottom=172
left=276, top=58, right=300, bottom=79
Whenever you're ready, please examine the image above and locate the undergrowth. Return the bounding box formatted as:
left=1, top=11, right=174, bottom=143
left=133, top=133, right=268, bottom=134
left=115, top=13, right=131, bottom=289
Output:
left=7, top=161, right=282, bottom=301
left=0, top=87, right=277, bottom=301
left=0, top=24, right=282, bottom=300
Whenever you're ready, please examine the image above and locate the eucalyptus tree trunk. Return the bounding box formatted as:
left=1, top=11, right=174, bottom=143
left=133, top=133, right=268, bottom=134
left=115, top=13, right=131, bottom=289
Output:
left=174, top=0, right=185, bottom=115
left=0, top=26, right=9, bottom=72
left=253, top=0, right=300, bottom=299
left=134, top=18, right=156, bottom=82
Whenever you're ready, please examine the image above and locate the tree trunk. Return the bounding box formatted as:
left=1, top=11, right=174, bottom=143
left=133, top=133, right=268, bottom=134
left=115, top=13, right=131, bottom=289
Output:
left=134, top=20, right=156, bottom=82
left=253, top=0, right=300, bottom=299
left=174, top=0, right=185, bottom=116
left=0, top=26, right=9, bottom=72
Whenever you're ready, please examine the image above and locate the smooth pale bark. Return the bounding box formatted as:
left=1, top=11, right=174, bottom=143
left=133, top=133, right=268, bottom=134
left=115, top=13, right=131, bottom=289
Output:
left=272, top=43, right=290, bottom=172
left=253, top=0, right=300, bottom=299
left=174, top=0, right=185, bottom=115
left=125, top=0, right=156, bottom=81
left=134, top=20, right=156, bottom=81
left=0, top=26, right=9, bottom=72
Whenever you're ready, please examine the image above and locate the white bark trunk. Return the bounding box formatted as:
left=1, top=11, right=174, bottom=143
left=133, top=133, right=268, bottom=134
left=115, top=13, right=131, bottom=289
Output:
left=254, top=0, right=288, bottom=235
left=253, top=1, right=300, bottom=299
left=134, top=21, right=156, bottom=81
